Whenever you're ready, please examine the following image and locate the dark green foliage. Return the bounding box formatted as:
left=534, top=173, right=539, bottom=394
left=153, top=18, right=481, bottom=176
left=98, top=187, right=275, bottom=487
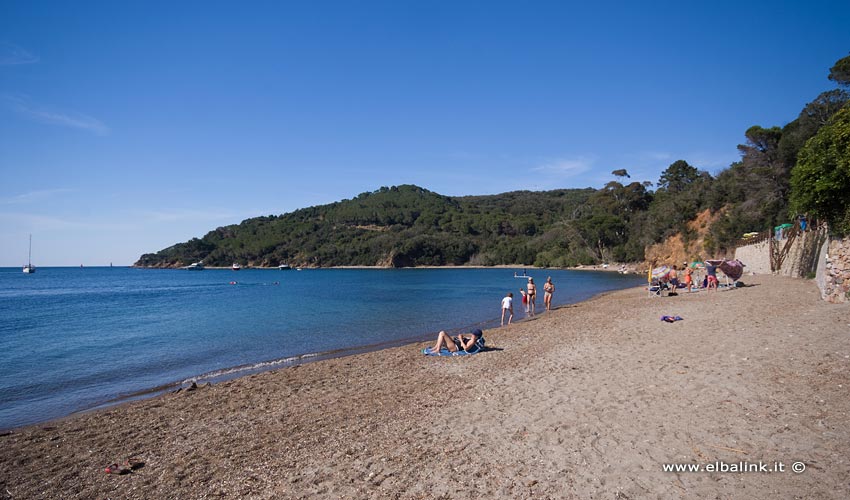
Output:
left=829, top=53, right=850, bottom=87
left=778, top=90, right=849, bottom=169
left=136, top=238, right=215, bottom=267
left=642, top=161, right=712, bottom=246
left=135, top=185, right=602, bottom=268
left=704, top=126, right=791, bottom=252
left=790, top=107, right=850, bottom=235
left=657, top=160, right=701, bottom=193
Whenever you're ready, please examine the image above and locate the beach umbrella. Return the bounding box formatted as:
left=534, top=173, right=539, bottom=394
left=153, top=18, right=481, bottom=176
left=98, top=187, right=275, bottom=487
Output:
left=651, top=265, right=671, bottom=281
left=704, top=259, right=745, bottom=282
left=718, top=259, right=745, bottom=281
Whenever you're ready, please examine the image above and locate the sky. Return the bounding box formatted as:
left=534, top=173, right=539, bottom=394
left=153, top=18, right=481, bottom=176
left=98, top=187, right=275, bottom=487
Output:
left=1, top=1, right=848, bottom=266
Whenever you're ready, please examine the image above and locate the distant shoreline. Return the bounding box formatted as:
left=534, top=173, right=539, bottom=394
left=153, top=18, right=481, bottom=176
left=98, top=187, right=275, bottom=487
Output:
left=132, top=263, right=645, bottom=274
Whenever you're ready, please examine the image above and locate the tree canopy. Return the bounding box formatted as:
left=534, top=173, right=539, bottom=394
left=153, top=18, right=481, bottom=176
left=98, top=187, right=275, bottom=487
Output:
left=790, top=107, right=850, bottom=235
left=828, top=53, right=850, bottom=87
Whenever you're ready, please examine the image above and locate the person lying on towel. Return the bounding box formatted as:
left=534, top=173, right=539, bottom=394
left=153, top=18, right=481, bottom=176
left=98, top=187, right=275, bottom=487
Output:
left=423, top=329, right=483, bottom=354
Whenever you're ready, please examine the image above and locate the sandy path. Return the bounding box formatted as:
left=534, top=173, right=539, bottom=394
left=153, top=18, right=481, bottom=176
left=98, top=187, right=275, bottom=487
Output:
left=1, top=274, right=848, bottom=499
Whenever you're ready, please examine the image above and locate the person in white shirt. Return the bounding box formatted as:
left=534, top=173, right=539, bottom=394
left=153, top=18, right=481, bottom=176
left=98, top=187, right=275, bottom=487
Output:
left=501, top=292, right=514, bottom=326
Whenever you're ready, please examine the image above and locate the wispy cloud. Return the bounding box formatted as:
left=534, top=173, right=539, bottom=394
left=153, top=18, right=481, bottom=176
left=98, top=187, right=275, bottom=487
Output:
left=622, top=150, right=735, bottom=172
left=138, top=209, right=239, bottom=223
left=643, top=151, right=673, bottom=162
left=2, top=94, right=109, bottom=135
left=0, top=42, right=38, bottom=65
left=532, top=156, right=596, bottom=177
left=683, top=152, right=737, bottom=171
left=0, top=211, right=121, bottom=231
left=0, top=188, right=74, bottom=205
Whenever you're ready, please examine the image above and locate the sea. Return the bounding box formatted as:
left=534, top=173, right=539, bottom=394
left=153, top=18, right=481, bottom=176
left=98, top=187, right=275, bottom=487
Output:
left=0, top=266, right=644, bottom=430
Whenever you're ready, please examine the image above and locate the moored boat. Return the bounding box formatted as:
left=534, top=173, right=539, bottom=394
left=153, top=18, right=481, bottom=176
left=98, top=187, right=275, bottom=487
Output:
left=278, top=264, right=292, bottom=270
left=184, top=261, right=205, bottom=271
left=23, top=234, right=35, bottom=274
left=232, top=263, right=241, bottom=271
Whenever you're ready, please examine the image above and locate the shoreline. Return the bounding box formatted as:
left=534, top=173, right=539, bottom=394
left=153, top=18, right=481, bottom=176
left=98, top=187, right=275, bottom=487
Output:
left=2, top=279, right=623, bottom=434
left=3, top=274, right=847, bottom=498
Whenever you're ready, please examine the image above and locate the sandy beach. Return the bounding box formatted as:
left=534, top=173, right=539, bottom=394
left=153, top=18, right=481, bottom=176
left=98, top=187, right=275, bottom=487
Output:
left=1, top=274, right=848, bottom=499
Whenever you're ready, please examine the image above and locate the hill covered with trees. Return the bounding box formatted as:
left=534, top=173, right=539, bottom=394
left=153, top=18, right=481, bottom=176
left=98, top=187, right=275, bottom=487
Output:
left=136, top=186, right=605, bottom=268
left=136, top=54, right=850, bottom=269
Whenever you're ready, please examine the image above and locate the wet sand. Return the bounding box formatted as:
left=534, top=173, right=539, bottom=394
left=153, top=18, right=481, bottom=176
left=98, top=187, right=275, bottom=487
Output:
left=1, top=274, right=848, bottom=499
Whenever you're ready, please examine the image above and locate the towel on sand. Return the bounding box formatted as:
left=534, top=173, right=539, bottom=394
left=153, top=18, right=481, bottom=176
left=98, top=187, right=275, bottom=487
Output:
left=661, top=315, right=683, bottom=323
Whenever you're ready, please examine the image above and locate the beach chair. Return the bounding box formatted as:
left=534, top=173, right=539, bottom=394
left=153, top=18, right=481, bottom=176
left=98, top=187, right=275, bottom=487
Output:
left=648, top=278, right=669, bottom=297
left=648, top=266, right=672, bottom=297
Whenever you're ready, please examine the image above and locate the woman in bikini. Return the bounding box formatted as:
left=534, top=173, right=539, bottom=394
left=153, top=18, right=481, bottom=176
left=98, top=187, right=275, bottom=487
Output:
left=526, top=277, right=537, bottom=316
left=424, top=329, right=483, bottom=354
left=543, top=276, right=555, bottom=311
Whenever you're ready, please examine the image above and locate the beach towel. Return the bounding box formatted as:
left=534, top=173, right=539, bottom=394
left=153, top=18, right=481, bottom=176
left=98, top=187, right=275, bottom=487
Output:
left=660, top=315, right=683, bottom=323
left=422, top=346, right=481, bottom=356
left=422, top=335, right=485, bottom=356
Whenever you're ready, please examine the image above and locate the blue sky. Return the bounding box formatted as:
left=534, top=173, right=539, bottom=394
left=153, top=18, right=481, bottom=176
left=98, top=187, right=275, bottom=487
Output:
left=1, top=1, right=848, bottom=266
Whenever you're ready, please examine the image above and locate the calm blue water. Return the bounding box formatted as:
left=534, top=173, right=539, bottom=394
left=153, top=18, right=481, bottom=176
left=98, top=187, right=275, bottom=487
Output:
left=0, top=267, right=643, bottom=429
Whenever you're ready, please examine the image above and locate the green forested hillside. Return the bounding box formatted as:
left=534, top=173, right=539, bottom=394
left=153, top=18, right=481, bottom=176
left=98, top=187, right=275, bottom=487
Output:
left=136, top=54, right=850, bottom=269
left=136, top=185, right=604, bottom=268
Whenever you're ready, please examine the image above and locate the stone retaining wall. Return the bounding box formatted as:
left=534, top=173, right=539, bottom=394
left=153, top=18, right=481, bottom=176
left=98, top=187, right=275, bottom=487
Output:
left=733, top=240, right=771, bottom=275
left=821, top=235, right=850, bottom=303
left=732, top=225, right=848, bottom=304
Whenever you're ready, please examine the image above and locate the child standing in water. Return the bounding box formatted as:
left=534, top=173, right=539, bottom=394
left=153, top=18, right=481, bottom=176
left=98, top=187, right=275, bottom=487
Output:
left=519, top=289, right=529, bottom=314
left=501, top=292, right=513, bottom=326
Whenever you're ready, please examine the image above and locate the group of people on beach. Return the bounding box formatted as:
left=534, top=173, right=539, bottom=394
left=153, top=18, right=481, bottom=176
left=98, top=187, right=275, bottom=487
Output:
left=425, top=274, right=556, bottom=355
left=661, top=262, right=719, bottom=294
left=501, top=275, right=555, bottom=326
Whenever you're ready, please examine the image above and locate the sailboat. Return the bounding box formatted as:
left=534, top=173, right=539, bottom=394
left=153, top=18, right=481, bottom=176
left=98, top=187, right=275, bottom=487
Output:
left=23, top=234, right=35, bottom=274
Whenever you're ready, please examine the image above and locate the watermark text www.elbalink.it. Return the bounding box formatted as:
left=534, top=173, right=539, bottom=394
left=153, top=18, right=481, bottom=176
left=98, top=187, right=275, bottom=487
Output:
left=662, top=461, right=806, bottom=474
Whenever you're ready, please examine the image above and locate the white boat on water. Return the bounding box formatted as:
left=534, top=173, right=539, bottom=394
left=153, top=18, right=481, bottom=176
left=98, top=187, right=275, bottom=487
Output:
left=278, top=264, right=292, bottom=270
left=232, top=263, right=241, bottom=271
left=23, top=234, right=35, bottom=274
left=184, top=261, right=204, bottom=271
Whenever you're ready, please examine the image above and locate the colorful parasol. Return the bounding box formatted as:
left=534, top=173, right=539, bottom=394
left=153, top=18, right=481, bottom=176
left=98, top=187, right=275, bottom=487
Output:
left=719, top=259, right=745, bottom=281
left=704, top=259, right=745, bottom=281
left=651, top=265, right=671, bottom=281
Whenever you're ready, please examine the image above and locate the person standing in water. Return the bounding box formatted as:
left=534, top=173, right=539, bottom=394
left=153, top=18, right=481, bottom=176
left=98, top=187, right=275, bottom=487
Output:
left=543, top=276, right=555, bottom=311
left=526, top=277, right=537, bottom=316
left=519, top=289, right=529, bottom=314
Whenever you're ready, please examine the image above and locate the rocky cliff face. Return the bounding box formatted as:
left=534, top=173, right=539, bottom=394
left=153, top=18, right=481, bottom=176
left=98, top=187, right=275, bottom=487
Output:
left=644, top=209, right=724, bottom=266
